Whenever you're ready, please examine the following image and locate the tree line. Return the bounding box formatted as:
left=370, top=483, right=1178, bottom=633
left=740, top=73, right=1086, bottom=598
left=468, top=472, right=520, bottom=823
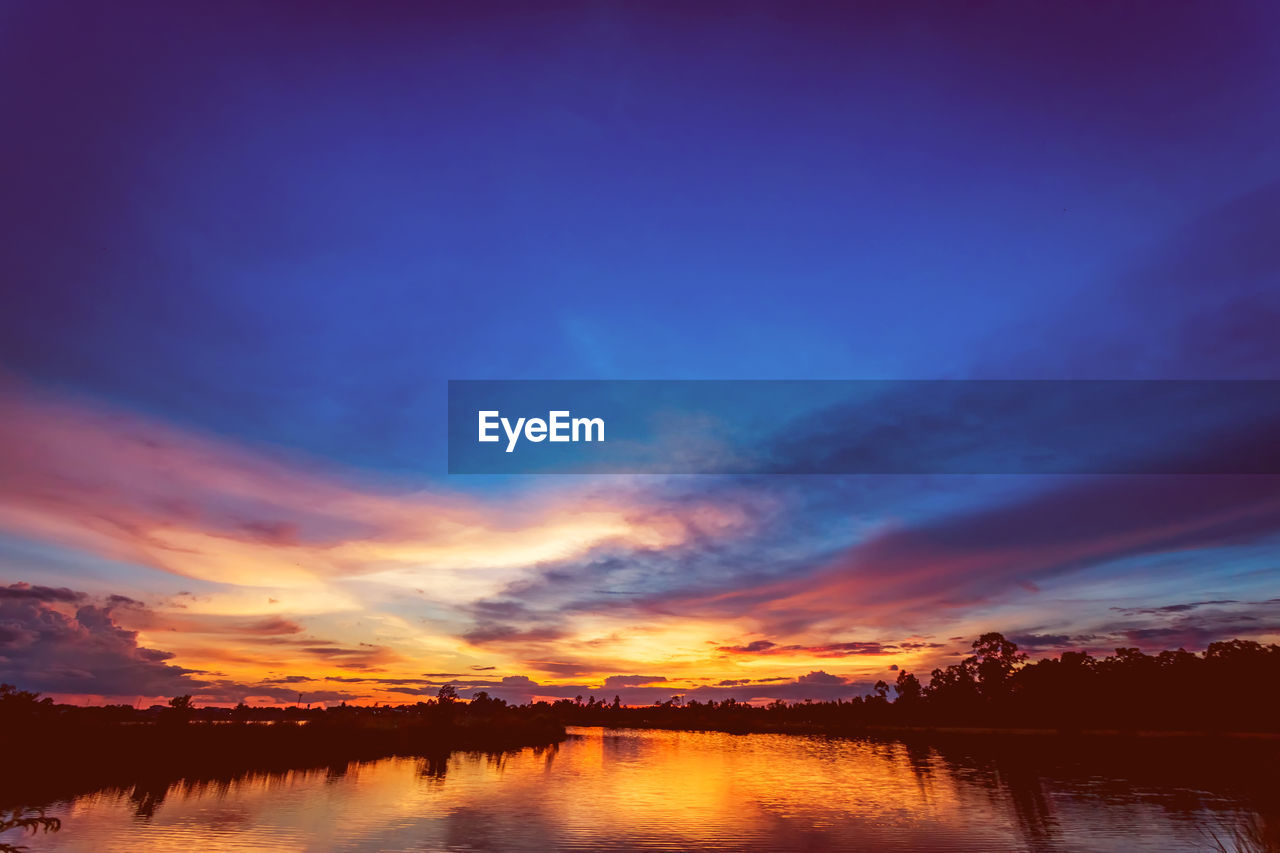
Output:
left=3, top=632, right=1277, bottom=742
left=551, top=633, right=1280, bottom=734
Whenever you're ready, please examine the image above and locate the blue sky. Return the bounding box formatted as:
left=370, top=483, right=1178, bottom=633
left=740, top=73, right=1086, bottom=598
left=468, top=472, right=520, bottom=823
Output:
left=1, top=2, right=1278, bottom=705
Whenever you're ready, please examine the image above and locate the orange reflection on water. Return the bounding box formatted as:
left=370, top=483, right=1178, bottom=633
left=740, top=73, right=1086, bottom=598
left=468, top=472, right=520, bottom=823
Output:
left=34, top=727, right=1265, bottom=852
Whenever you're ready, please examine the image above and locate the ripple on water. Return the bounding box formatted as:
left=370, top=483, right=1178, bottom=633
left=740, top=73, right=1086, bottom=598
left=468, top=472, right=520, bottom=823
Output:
left=19, top=727, right=1277, bottom=852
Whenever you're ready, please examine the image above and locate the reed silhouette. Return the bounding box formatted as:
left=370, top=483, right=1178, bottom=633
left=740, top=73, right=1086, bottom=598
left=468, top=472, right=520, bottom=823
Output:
left=0, top=808, right=60, bottom=852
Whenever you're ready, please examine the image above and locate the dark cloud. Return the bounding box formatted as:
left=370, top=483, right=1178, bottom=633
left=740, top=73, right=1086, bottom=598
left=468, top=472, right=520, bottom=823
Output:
left=0, top=590, right=204, bottom=698
left=796, top=670, right=846, bottom=685
left=120, top=610, right=306, bottom=637
left=602, top=674, right=666, bottom=688
left=1007, top=633, right=1076, bottom=650
left=0, top=583, right=85, bottom=602
left=1014, top=599, right=1280, bottom=655
left=1113, top=622, right=1280, bottom=650
left=436, top=671, right=877, bottom=706
left=462, top=623, right=566, bottom=646
left=325, top=676, right=433, bottom=686
left=235, top=520, right=301, bottom=546
left=194, top=680, right=357, bottom=705
left=1105, top=609, right=1280, bottom=652
left=640, top=474, right=1280, bottom=633
left=716, top=639, right=942, bottom=658
left=0, top=583, right=371, bottom=705
left=468, top=600, right=535, bottom=622
left=719, top=640, right=777, bottom=654
left=237, top=617, right=306, bottom=635
left=311, top=668, right=881, bottom=705
left=297, top=644, right=397, bottom=669
left=1111, top=600, right=1239, bottom=617
left=519, top=660, right=599, bottom=678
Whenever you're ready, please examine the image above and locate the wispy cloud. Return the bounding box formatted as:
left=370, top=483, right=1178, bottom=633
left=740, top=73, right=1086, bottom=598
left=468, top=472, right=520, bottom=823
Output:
left=0, top=379, right=755, bottom=595
left=3, top=379, right=1279, bottom=704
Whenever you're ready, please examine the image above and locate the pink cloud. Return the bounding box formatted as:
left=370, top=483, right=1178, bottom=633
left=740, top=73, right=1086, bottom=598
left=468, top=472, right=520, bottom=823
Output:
left=644, top=474, right=1280, bottom=635
left=0, top=378, right=755, bottom=590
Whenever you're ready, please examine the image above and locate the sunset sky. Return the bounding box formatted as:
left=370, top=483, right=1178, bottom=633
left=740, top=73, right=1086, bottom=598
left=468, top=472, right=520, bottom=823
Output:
left=2, top=2, right=1279, bottom=707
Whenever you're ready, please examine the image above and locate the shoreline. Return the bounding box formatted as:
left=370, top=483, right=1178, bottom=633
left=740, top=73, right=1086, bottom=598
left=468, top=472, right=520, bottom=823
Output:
left=0, top=716, right=566, bottom=810
left=566, top=720, right=1280, bottom=741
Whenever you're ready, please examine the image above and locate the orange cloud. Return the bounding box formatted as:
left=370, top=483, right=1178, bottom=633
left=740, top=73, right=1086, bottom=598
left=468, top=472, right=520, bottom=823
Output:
left=0, top=379, right=778, bottom=696
left=0, top=378, right=752, bottom=596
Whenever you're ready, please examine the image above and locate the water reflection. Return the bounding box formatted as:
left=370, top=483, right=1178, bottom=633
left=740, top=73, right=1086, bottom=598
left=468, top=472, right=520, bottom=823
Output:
left=22, top=728, right=1279, bottom=852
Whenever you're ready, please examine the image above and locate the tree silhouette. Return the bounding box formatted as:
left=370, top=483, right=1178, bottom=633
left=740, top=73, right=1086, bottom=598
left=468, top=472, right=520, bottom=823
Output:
left=895, top=670, right=923, bottom=705
left=969, top=632, right=1027, bottom=699
left=161, top=694, right=195, bottom=725
left=0, top=809, right=60, bottom=853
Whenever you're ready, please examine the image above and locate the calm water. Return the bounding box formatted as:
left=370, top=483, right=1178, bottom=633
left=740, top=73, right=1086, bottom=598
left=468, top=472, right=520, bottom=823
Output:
left=18, top=727, right=1277, bottom=852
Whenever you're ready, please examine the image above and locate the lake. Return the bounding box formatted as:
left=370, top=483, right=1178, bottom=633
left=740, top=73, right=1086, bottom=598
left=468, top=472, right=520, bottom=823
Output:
left=18, top=726, right=1278, bottom=851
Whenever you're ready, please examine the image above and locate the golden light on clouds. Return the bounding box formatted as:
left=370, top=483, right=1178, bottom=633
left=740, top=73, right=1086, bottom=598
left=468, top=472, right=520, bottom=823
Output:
left=2, top=380, right=847, bottom=705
